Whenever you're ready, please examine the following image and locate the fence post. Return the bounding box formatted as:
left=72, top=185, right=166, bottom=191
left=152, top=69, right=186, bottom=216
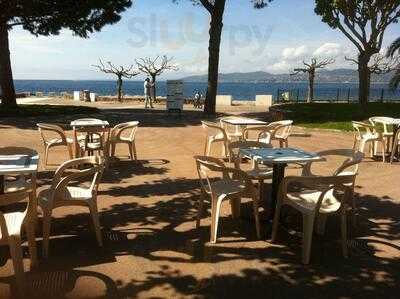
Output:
left=276, top=89, right=280, bottom=103
left=347, top=88, right=351, bottom=103
left=380, top=88, right=384, bottom=103
left=296, top=89, right=299, bottom=102
left=336, top=89, right=340, bottom=102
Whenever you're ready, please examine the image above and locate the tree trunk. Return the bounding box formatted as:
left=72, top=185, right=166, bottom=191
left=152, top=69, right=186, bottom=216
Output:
left=117, top=75, right=123, bottom=101
left=151, top=75, right=156, bottom=103
left=204, top=0, right=226, bottom=115
left=308, top=71, right=315, bottom=103
left=0, top=22, right=17, bottom=107
left=358, top=53, right=372, bottom=109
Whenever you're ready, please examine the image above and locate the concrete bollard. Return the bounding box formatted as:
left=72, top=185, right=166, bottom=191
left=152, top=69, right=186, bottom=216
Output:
left=216, top=95, right=232, bottom=106
left=90, top=93, right=97, bottom=102
left=73, top=91, right=81, bottom=101
left=255, top=95, right=273, bottom=110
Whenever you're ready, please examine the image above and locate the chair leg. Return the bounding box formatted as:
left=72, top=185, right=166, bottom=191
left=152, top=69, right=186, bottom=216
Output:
left=88, top=202, right=103, bottom=247
left=44, top=145, right=50, bottom=168
left=9, top=236, right=25, bottom=294
left=210, top=195, right=225, bottom=243
left=352, top=137, right=358, bottom=151
left=25, top=222, right=38, bottom=269
left=302, top=214, right=315, bottom=264
left=128, top=143, right=134, bottom=161
left=42, top=210, right=52, bottom=258
left=132, top=142, right=137, bottom=160
left=341, top=208, right=349, bottom=258
left=111, top=144, right=116, bottom=157
left=196, top=191, right=205, bottom=229
left=206, top=140, right=212, bottom=156
left=381, top=140, right=386, bottom=163
left=67, top=143, right=73, bottom=160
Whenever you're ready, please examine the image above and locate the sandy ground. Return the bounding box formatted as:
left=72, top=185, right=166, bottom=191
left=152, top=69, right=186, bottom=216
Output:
left=0, top=103, right=399, bottom=298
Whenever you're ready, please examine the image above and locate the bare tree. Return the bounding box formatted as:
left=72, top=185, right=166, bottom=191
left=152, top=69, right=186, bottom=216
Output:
left=135, top=56, right=178, bottom=101
left=291, top=58, right=335, bottom=103
left=93, top=59, right=139, bottom=101
left=346, top=53, right=399, bottom=76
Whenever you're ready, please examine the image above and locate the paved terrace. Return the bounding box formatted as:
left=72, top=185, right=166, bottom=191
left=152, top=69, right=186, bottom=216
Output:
left=0, top=104, right=399, bottom=298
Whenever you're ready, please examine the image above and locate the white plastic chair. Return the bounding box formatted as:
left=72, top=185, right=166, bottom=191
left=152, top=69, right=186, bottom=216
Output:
left=268, top=120, right=293, bottom=148
left=352, top=121, right=385, bottom=162
left=37, top=123, right=74, bottom=168
left=201, top=121, right=230, bottom=158
left=369, top=117, right=394, bottom=152
left=271, top=151, right=363, bottom=264
left=219, top=116, right=244, bottom=141
left=38, top=156, right=104, bottom=258
left=0, top=181, right=38, bottom=294
left=302, top=149, right=363, bottom=229
left=390, top=127, right=400, bottom=163
left=243, top=120, right=293, bottom=147
left=76, top=126, right=111, bottom=166
left=110, top=121, right=139, bottom=161
left=194, top=155, right=261, bottom=243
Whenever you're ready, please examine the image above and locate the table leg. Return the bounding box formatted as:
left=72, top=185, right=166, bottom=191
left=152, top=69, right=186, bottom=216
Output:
left=269, top=163, right=287, bottom=220
left=0, top=175, right=4, bottom=194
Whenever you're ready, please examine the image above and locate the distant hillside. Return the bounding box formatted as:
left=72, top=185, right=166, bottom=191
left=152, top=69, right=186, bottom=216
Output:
left=181, top=69, right=394, bottom=83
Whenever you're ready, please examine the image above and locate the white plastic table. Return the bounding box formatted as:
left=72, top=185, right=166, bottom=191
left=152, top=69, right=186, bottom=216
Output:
left=221, top=117, right=267, bottom=126
left=239, top=147, right=324, bottom=219
left=0, top=152, right=39, bottom=194
left=70, top=119, right=110, bottom=158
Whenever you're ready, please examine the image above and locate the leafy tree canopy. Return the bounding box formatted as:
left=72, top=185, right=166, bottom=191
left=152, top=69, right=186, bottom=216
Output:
left=315, top=0, right=400, bottom=53
left=0, top=0, right=132, bottom=37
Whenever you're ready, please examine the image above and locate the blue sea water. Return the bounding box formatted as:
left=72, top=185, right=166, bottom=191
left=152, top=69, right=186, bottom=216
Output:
left=13, top=80, right=400, bottom=102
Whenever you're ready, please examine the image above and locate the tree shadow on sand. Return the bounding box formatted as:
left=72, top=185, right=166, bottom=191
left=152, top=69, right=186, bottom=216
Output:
left=6, top=173, right=397, bottom=298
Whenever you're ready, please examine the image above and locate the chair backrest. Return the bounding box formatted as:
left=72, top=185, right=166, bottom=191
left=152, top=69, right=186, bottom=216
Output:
left=37, top=123, right=67, bottom=144
left=219, top=116, right=239, bottom=133
left=112, top=121, right=139, bottom=142
left=194, top=155, right=226, bottom=194
left=302, top=149, right=364, bottom=179
left=76, top=126, right=111, bottom=156
left=269, top=120, right=293, bottom=139
left=0, top=187, right=34, bottom=240
left=48, top=156, right=104, bottom=205
left=352, top=121, right=375, bottom=137
left=229, top=140, right=272, bottom=169
left=369, top=116, right=394, bottom=134
left=201, top=121, right=228, bottom=140
left=242, top=125, right=272, bottom=142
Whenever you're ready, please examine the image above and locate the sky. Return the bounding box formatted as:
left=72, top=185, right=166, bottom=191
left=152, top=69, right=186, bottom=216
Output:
left=9, top=0, right=400, bottom=80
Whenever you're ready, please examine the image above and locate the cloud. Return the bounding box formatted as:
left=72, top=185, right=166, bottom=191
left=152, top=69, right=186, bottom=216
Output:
left=313, top=43, right=341, bottom=57
left=282, top=45, right=308, bottom=60
left=270, top=60, right=291, bottom=72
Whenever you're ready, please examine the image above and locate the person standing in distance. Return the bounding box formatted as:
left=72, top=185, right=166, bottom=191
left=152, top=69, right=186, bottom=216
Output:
left=144, top=78, right=154, bottom=109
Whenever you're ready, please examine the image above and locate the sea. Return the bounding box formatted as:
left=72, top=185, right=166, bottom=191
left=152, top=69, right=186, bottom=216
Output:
left=13, top=80, right=400, bottom=102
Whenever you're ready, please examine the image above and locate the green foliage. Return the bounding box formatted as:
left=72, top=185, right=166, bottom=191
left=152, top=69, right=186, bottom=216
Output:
left=276, top=102, right=400, bottom=131
left=1, top=0, right=132, bottom=37
left=314, top=0, right=400, bottom=52
left=387, top=37, right=400, bottom=90
left=0, top=104, right=99, bottom=117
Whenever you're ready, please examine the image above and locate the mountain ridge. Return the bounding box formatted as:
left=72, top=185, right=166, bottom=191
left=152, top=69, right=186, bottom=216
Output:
left=181, top=69, right=394, bottom=83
